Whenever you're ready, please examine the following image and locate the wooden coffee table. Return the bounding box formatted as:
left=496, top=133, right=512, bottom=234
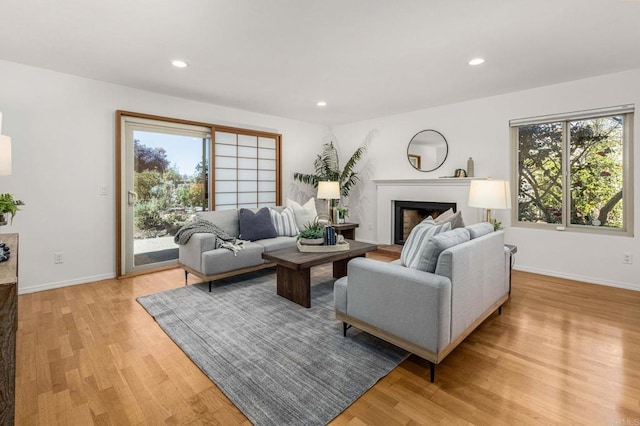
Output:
left=262, top=240, right=377, bottom=308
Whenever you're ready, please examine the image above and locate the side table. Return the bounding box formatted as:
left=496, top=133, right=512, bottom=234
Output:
left=333, top=222, right=359, bottom=240
left=505, top=244, right=517, bottom=294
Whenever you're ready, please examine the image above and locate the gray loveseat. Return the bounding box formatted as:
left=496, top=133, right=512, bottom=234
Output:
left=334, top=223, right=509, bottom=382
left=178, top=207, right=297, bottom=289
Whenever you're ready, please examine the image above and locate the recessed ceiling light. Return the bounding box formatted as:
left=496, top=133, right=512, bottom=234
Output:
left=316, top=101, right=327, bottom=107
left=171, top=60, right=188, bottom=68
left=468, top=58, right=485, bottom=66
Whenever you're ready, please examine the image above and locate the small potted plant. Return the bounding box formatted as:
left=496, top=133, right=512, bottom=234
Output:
left=0, top=193, right=24, bottom=226
left=297, top=220, right=325, bottom=245
left=335, top=206, right=349, bottom=224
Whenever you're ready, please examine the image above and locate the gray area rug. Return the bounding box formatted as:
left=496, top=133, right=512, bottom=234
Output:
left=137, top=266, right=408, bottom=425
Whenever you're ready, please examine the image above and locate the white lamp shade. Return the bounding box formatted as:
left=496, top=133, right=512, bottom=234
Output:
left=317, top=181, right=341, bottom=199
left=0, top=135, right=11, bottom=176
left=468, top=179, right=511, bottom=209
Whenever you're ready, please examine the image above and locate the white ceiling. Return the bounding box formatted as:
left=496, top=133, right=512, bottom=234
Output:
left=1, top=0, right=640, bottom=125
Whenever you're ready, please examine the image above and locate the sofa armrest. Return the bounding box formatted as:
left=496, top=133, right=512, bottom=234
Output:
left=435, top=230, right=508, bottom=340
left=178, top=233, right=217, bottom=273
left=344, top=257, right=452, bottom=353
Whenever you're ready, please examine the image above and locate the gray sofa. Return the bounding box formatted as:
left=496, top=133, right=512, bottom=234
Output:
left=178, top=207, right=297, bottom=288
left=334, top=224, right=509, bottom=382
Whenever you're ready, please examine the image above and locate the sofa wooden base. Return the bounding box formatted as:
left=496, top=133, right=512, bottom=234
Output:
left=179, top=262, right=276, bottom=290
left=336, top=293, right=509, bottom=382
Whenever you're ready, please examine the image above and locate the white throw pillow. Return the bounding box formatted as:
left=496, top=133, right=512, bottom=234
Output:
left=286, top=198, right=318, bottom=231
left=269, top=207, right=299, bottom=237
left=400, top=219, right=451, bottom=269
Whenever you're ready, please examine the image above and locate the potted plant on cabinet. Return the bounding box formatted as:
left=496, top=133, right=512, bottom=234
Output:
left=335, top=206, right=349, bottom=224
left=0, top=193, right=24, bottom=226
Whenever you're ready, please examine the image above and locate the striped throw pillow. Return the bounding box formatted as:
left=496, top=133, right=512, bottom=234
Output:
left=269, top=207, right=300, bottom=237
left=400, top=219, right=451, bottom=269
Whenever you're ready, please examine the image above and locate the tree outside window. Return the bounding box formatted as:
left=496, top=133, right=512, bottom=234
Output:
left=514, top=111, right=631, bottom=233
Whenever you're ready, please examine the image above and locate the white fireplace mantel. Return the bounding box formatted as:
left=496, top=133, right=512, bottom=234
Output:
left=373, top=177, right=485, bottom=186
left=373, top=177, right=486, bottom=244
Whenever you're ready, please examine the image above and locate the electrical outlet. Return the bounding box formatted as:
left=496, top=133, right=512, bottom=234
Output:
left=368, top=224, right=373, bottom=230
left=99, top=185, right=108, bottom=196
left=54, top=252, right=64, bottom=264
left=623, top=253, right=633, bottom=264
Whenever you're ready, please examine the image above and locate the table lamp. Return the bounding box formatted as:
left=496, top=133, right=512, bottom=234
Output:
left=317, top=181, right=340, bottom=223
left=0, top=112, right=11, bottom=176
left=468, top=178, right=511, bottom=222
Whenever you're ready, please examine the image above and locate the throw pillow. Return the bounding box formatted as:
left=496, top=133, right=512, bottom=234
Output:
left=269, top=207, right=299, bottom=237
left=286, top=198, right=318, bottom=231
left=239, top=207, right=277, bottom=241
left=400, top=219, right=451, bottom=269
left=417, top=228, right=471, bottom=272
left=466, top=222, right=494, bottom=239
left=434, top=210, right=465, bottom=229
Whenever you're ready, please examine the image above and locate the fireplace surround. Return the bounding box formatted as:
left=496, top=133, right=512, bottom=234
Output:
left=394, top=201, right=456, bottom=245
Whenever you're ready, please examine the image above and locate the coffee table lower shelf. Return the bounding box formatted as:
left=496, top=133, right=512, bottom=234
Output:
left=262, top=240, right=378, bottom=308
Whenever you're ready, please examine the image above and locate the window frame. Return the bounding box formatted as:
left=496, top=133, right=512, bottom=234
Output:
left=510, top=106, right=634, bottom=236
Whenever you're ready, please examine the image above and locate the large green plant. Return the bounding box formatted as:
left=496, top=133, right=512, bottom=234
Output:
left=293, top=141, right=365, bottom=198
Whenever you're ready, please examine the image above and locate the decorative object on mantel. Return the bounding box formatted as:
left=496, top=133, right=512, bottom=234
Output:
left=467, top=157, right=474, bottom=177
left=468, top=178, right=511, bottom=226
left=407, top=129, right=448, bottom=172
left=454, top=168, right=467, bottom=178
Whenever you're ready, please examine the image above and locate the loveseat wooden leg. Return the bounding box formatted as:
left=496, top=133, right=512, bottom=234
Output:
left=209, top=281, right=212, bottom=292
left=498, top=305, right=502, bottom=315
left=342, top=322, right=351, bottom=337
left=184, top=270, right=188, bottom=286
left=428, top=361, right=435, bottom=383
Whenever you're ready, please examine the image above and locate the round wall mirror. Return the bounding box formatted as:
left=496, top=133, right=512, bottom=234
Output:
left=407, top=129, right=449, bottom=172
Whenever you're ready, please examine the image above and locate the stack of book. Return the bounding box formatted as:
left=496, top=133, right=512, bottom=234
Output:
left=324, top=225, right=336, bottom=245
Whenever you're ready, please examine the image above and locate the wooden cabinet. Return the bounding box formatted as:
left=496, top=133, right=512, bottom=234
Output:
left=0, top=233, right=18, bottom=425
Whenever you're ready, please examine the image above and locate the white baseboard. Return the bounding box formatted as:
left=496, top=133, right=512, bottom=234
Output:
left=514, top=265, right=640, bottom=292
left=18, top=273, right=117, bottom=295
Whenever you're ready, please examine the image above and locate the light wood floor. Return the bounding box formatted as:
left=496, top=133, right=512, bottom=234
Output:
left=15, top=253, right=640, bottom=425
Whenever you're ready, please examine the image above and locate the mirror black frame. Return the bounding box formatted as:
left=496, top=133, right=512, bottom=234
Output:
left=407, top=129, right=449, bottom=172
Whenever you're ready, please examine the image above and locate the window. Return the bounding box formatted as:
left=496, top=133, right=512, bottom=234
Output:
left=511, top=105, right=633, bottom=234
left=213, top=129, right=280, bottom=210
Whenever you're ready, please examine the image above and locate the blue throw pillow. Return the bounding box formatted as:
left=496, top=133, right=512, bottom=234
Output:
left=239, top=208, right=277, bottom=241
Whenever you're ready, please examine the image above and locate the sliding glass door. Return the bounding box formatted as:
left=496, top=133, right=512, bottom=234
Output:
left=117, top=112, right=282, bottom=277
left=121, top=116, right=211, bottom=274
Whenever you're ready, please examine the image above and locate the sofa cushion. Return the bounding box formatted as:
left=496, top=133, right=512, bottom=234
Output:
left=239, top=207, right=277, bottom=241
left=286, top=198, right=318, bottom=231
left=466, top=222, right=494, bottom=239
left=255, top=236, right=297, bottom=252
left=269, top=207, right=299, bottom=237
left=200, top=242, right=265, bottom=275
left=417, top=228, right=471, bottom=273
left=196, top=209, right=240, bottom=237
left=401, top=219, right=451, bottom=269
left=434, top=209, right=465, bottom=229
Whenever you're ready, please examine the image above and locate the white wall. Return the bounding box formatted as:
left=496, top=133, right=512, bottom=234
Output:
left=0, top=59, right=328, bottom=294
left=333, top=69, right=640, bottom=291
